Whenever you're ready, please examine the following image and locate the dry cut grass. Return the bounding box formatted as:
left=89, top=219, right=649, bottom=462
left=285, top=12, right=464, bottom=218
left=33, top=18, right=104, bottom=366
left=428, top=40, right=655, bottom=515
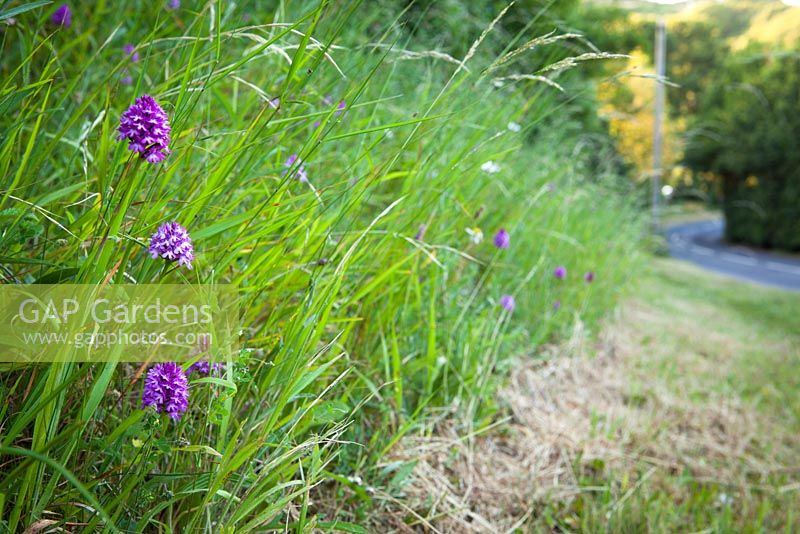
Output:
left=376, top=260, right=800, bottom=532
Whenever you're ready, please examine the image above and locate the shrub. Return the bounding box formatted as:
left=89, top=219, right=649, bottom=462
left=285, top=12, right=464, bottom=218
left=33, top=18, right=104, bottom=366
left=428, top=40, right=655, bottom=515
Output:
left=684, top=50, right=800, bottom=250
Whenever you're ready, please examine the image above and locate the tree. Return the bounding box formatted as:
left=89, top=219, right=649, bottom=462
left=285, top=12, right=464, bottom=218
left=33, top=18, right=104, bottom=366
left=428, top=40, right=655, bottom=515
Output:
left=683, top=49, right=800, bottom=250
left=666, top=21, right=729, bottom=118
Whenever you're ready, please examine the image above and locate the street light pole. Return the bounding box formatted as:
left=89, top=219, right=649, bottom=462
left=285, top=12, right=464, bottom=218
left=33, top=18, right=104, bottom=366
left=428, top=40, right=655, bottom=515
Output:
left=653, top=17, right=666, bottom=232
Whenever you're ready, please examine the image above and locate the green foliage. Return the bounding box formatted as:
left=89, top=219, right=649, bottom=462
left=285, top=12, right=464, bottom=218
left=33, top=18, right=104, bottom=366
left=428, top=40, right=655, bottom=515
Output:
left=393, top=0, right=581, bottom=59
left=684, top=50, right=800, bottom=250
left=701, top=1, right=760, bottom=39
left=0, top=208, right=43, bottom=249
left=566, top=5, right=649, bottom=68
left=0, top=0, right=641, bottom=531
left=389, top=0, right=636, bottom=162
left=666, top=21, right=729, bottom=117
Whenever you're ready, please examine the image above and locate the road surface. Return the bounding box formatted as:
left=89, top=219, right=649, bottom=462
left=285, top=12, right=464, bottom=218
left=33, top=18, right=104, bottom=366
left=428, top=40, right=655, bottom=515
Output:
left=665, top=219, right=800, bottom=291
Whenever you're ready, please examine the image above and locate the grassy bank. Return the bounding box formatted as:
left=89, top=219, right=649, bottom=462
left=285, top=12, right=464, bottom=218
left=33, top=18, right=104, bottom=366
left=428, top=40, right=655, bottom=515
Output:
left=560, top=259, right=800, bottom=532
left=0, top=1, right=641, bottom=531
left=386, top=258, right=799, bottom=531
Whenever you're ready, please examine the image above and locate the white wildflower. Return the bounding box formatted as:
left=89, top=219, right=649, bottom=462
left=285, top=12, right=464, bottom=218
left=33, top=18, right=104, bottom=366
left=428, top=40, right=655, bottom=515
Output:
left=480, top=161, right=501, bottom=174
left=717, top=493, right=733, bottom=505
left=465, top=227, right=483, bottom=245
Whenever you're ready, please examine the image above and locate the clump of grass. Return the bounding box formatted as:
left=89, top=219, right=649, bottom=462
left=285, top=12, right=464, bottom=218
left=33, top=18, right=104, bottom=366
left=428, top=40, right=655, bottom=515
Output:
left=0, top=1, right=641, bottom=531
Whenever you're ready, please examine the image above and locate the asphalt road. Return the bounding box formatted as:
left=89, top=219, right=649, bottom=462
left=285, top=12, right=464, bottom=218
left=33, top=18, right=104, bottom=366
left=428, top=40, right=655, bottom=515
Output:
left=665, top=219, right=800, bottom=291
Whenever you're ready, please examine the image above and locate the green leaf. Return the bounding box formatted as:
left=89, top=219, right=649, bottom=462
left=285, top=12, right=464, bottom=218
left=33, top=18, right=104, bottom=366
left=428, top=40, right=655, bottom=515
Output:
left=311, top=400, right=350, bottom=425
left=316, top=521, right=370, bottom=534
left=0, top=1, right=52, bottom=22
left=173, top=444, right=224, bottom=458
left=34, top=267, right=78, bottom=284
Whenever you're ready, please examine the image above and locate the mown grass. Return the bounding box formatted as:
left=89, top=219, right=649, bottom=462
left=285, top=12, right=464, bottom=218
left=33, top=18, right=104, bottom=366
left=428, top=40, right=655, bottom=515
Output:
left=0, top=1, right=641, bottom=531
left=639, top=260, right=800, bottom=430
left=536, top=259, right=800, bottom=533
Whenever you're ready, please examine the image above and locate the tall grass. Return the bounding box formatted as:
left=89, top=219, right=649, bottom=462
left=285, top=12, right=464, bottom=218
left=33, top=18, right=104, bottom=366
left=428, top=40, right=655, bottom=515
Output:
left=0, top=0, right=642, bottom=531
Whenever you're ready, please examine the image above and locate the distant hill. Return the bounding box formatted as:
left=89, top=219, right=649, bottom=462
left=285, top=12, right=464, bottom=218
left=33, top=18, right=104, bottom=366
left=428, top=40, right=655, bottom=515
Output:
left=669, top=0, right=800, bottom=49
left=591, top=0, right=800, bottom=49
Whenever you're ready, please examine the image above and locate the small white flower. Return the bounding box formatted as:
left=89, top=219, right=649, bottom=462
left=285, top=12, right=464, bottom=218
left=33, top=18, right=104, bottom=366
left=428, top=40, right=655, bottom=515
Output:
left=436, top=356, right=447, bottom=366
left=347, top=475, right=364, bottom=485
left=480, top=161, right=501, bottom=174
left=385, top=129, right=395, bottom=139
left=717, top=493, right=733, bottom=505
left=465, top=227, right=483, bottom=245
left=507, top=121, right=521, bottom=132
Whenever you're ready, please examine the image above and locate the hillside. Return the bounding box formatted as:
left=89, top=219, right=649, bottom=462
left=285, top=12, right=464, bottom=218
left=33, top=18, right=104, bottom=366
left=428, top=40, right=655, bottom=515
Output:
left=668, top=0, right=800, bottom=49
left=592, top=0, right=800, bottom=47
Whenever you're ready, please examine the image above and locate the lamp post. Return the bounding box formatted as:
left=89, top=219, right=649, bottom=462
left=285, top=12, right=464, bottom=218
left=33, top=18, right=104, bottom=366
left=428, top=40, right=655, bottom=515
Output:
left=653, top=17, right=666, bottom=231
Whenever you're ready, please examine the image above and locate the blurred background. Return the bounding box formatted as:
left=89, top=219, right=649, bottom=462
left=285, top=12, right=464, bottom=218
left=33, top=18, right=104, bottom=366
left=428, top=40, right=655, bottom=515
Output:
left=594, top=0, right=800, bottom=269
